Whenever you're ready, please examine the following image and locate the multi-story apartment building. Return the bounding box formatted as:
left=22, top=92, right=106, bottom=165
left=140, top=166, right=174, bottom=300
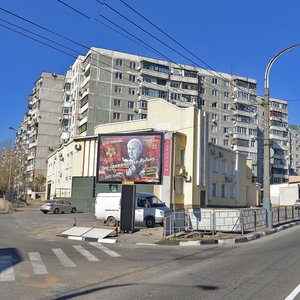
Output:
left=268, top=98, right=289, bottom=183
left=289, top=124, right=300, bottom=175
left=59, top=47, right=259, bottom=166
left=15, top=48, right=290, bottom=197
left=16, top=72, right=65, bottom=195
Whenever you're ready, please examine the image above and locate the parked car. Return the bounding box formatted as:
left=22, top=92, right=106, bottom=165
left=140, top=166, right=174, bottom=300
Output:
left=40, top=199, right=77, bottom=214
left=295, top=199, right=300, bottom=209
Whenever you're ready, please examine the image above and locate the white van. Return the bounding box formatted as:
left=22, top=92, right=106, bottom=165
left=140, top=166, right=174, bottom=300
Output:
left=95, top=192, right=171, bottom=228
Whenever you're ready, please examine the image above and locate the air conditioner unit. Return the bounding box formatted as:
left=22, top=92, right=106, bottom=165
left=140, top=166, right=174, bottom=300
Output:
left=75, top=144, right=82, bottom=151
left=77, top=115, right=82, bottom=121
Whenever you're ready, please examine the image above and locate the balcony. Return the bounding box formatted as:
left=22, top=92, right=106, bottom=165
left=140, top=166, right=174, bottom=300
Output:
left=140, top=68, right=169, bottom=80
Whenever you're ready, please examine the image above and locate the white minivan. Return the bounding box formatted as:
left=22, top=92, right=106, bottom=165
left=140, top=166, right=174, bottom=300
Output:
left=95, top=192, right=171, bottom=228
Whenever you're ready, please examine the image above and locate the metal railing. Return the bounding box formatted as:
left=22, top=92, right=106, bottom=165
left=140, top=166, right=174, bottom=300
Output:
left=164, top=206, right=300, bottom=237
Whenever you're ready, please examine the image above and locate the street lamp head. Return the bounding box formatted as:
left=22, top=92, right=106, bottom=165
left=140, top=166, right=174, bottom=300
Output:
left=9, top=127, right=17, bottom=131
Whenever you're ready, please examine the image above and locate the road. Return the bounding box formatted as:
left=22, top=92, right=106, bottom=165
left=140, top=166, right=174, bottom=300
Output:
left=1, top=211, right=300, bottom=299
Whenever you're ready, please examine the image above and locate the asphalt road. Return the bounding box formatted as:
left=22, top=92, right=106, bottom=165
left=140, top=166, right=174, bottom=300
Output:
left=1, top=210, right=300, bottom=300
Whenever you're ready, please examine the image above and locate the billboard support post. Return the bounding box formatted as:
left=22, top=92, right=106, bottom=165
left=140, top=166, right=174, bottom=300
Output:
left=120, top=184, right=136, bottom=233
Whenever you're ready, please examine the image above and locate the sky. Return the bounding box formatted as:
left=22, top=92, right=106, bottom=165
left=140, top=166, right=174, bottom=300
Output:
left=1, top=0, right=300, bottom=142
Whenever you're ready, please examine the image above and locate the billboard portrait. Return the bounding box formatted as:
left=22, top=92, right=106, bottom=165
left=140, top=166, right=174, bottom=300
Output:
left=97, top=132, right=163, bottom=184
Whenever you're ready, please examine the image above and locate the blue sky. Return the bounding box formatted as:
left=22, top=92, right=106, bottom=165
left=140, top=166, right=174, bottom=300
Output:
left=1, top=0, right=300, bottom=142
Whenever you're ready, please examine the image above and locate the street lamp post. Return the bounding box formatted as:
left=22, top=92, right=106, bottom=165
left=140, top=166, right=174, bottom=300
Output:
left=263, top=43, right=300, bottom=229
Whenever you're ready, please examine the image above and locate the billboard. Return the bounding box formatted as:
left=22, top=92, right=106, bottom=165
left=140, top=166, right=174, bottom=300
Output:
left=97, top=132, right=163, bottom=184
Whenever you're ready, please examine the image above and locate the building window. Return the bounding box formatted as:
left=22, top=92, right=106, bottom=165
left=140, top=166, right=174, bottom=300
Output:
left=113, top=112, right=120, bottom=120
left=250, top=140, right=255, bottom=147
left=211, top=137, right=217, bottom=144
left=223, top=115, right=230, bottom=122
left=116, top=59, right=123, bottom=66
left=223, top=139, right=229, bottom=146
left=224, top=127, right=230, bottom=133
left=115, top=85, right=122, bottom=93
left=212, top=158, right=218, bottom=173
left=224, top=92, right=229, bottom=98
left=79, top=122, right=87, bottom=133
left=114, top=99, right=121, bottom=106
left=221, top=184, right=227, bottom=198
left=212, top=78, right=218, bottom=84
left=127, top=114, right=134, bottom=121
left=212, top=183, right=217, bottom=197
left=115, top=72, right=122, bottom=80
left=212, top=90, right=218, bottom=96
left=129, top=88, right=135, bottom=95
left=212, top=102, right=217, bottom=108
left=141, top=114, right=147, bottom=119
left=222, top=160, right=227, bottom=174
left=199, top=87, right=206, bottom=94
left=170, top=81, right=180, bottom=88
left=129, top=74, right=136, bottom=82
left=211, top=125, right=217, bottom=133
left=223, top=103, right=230, bottom=110
left=130, top=62, right=136, bottom=69
left=128, top=101, right=134, bottom=109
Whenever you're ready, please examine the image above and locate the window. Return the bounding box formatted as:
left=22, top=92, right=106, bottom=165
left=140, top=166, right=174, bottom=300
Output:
left=116, top=59, right=123, bottom=66
left=113, top=112, right=120, bottom=120
left=211, top=137, right=217, bottom=145
left=250, top=140, right=255, bottom=147
left=211, top=113, right=217, bottom=120
left=170, top=81, right=180, bottom=88
left=79, top=123, right=87, bottom=133
left=224, top=92, right=229, bottom=98
left=129, top=88, right=135, bottom=95
left=212, top=90, right=218, bottom=96
left=221, top=184, right=227, bottom=198
left=223, top=139, right=229, bottom=146
left=114, top=99, right=121, bottom=106
left=128, top=101, right=134, bottom=109
left=129, top=62, right=136, bottom=69
left=211, top=125, right=217, bottom=133
left=141, top=114, right=147, bottom=119
left=223, top=115, right=230, bottom=122
left=127, top=114, right=134, bottom=121
left=171, top=93, right=180, bottom=101
left=65, top=95, right=70, bottom=102
left=129, top=74, right=136, bottom=82
left=222, top=160, right=227, bottom=174
left=212, top=183, right=217, bottom=197
left=224, top=127, right=230, bottom=133
left=212, top=78, right=218, bottom=84
left=115, top=85, right=122, bottom=93
left=199, top=87, right=206, bottom=94
left=212, top=102, right=217, bottom=108
left=115, top=72, right=122, bottom=79
left=223, top=103, right=230, bottom=110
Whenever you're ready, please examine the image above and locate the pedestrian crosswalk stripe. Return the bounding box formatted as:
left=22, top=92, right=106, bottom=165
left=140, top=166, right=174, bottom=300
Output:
left=72, top=245, right=99, bottom=262
left=90, top=242, right=121, bottom=258
left=29, top=252, right=48, bottom=275
left=52, top=248, right=76, bottom=268
left=0, top=256, right=15, bottom=282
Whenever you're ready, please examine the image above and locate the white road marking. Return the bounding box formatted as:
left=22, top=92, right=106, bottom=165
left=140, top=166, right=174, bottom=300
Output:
left=0, top=256, right=15, bottom=282
left=52, top=248, right=76, bottom=268
left=29, top=252, right=48, bottom=275
left=285, top=284, right=300, bottom=300
left=72, top=245, right=99, bottom=261
left=90, top=242, right=121, bottom=258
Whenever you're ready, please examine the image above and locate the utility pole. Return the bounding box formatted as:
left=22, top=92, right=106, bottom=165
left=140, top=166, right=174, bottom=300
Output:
left=263, top=43, right=300, bottom=229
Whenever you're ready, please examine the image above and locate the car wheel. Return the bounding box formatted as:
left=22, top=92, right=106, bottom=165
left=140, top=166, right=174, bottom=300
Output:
left=71, top=207, right=76, bottom=213
left=53, top=208, right=59, bottom=214
left=145, top=217, right=155, bottom=228
left=42, top=211, right=48, bottom=214
left=107, top=216, right=117, bottom=227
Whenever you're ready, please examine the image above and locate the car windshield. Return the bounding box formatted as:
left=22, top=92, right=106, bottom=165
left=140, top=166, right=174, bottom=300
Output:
left=147, top=196, right=165, bottom=207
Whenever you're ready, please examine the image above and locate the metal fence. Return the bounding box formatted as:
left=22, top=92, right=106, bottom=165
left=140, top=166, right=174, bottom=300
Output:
left=164, top=206, right=300, bottom=237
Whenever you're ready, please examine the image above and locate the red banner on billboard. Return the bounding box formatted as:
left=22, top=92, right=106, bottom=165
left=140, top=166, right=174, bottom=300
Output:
left=163, top=139, right=171, bottom=176
left=97, top=132, right=163, bottom=184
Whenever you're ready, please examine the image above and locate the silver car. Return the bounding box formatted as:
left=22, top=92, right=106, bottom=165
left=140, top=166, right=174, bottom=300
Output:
left=40, top=199, right=77, bottom=214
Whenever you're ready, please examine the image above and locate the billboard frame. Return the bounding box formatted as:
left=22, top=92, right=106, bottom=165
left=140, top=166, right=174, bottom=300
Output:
left=96, top=131, right=164, bottom=185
